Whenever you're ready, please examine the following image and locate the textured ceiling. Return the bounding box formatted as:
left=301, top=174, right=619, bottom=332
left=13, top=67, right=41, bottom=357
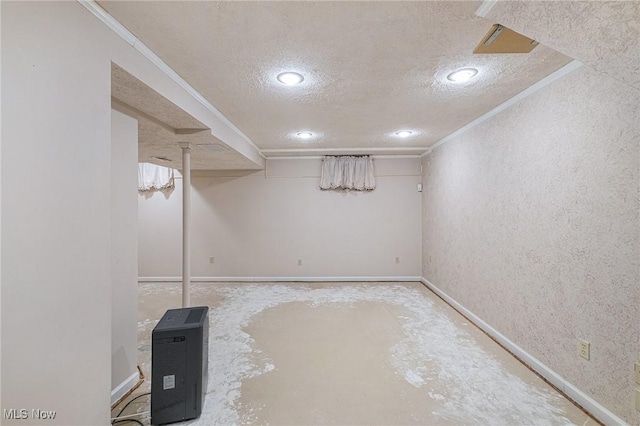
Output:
left=486, top=1, right=640, bottom=91
left=136, top=117, right=261, bottom=170
left=112, top=64, right=261, bottom=170
left=100, top=1, right=572, bottom=155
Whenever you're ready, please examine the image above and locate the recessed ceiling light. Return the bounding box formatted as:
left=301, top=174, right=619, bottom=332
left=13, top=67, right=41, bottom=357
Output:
left=395, top=130, right=413, bottom=138
left=447, top=68, right=478, bottom=82
left=277, top=72, right=304, bottom=86
left=296, top=131, right=314, bottom=139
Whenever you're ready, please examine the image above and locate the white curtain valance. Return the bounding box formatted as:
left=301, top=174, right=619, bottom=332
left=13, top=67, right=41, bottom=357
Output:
left=138, top=162, right=175, bottom=192
left=319, top=155, right=376, bottom=191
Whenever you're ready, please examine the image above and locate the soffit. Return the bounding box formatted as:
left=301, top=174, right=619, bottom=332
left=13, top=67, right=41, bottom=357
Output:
left=112, top=64, right=262, bottom=170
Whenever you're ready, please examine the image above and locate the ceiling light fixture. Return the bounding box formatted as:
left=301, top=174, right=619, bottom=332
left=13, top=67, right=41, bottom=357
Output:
left=447, top=68, right=478, bottom=82
left=395, top=130, right=413, bottom=138
left=296, top=131, right=314, bottom=139
left=277, top=72, right=304, bottom=86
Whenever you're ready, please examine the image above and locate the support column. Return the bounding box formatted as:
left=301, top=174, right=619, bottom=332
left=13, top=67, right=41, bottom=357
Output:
left=179, top=142, right=192, bottom=308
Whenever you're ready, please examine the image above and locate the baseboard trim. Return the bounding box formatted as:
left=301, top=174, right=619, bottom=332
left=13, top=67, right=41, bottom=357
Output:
left=420, top=277, right=627, bottom=426
left=139, top=276, right=423, bottom=283
left=111, top=369, right=141, bottom=406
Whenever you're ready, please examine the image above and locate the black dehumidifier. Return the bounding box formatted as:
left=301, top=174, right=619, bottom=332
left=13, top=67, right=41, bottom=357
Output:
left=151, top=306, right=209, bottom=425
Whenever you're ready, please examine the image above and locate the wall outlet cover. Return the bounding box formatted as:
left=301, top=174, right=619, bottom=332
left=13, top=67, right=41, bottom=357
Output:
left=578, top=339, right=590, bottom=360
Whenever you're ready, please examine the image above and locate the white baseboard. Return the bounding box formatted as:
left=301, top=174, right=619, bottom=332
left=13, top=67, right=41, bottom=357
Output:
left=420, top=277, right=628, bottom=426
left=111, top=370, right=140, bottom=406
left=139, top=276, right=423, bottom=283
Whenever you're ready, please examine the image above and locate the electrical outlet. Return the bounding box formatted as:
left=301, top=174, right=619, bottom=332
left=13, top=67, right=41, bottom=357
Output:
left=297, top=259, right=302, bottom=267
left=395, top=257, right=400, bottom=264
left=634, top=362, right=640, bottom=385
left=578, top=339, right=590, bottom=360
left=209, top=256, right=215, bottom=264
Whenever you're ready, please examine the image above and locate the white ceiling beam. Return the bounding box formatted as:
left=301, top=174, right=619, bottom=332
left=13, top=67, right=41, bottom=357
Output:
left=78, top=0, right=265, bottom=163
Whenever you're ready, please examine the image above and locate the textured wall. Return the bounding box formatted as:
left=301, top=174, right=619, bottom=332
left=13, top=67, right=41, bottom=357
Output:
left=422, top=66, right=639, bottom=423
left=487, top=1, right=640, bottom=91
left=138, top=158, right=422, bottom=278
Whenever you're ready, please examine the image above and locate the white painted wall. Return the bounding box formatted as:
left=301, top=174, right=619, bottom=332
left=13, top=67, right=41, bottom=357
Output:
left=2, top=4, right=112, bottom=424
left=0, top=0, right=4, bottom=413
left=138, top=158, right=422, bottom=278
left=1, top=2, right=257, bottom=424
left=110, top=109, right=139, bottom=401
left=422, top=66, right=639, bottom=423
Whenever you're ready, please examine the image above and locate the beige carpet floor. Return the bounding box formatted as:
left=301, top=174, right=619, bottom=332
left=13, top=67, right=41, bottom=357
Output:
left=112, top=282, right=596, bottom=425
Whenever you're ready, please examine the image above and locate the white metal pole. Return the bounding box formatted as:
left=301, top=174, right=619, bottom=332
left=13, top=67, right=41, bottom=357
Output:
left=179, top=142, right=192, bottom=308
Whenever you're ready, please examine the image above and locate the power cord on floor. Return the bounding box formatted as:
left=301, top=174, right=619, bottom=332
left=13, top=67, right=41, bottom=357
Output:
left=111, top=411, right=150, bottom=422
left=111, top=392, right=151, bottom=425
left=112, top=420, right=144, bottom=426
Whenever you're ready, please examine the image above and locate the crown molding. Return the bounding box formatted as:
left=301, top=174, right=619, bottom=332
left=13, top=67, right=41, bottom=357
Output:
left=426, top=60, right=583, bottom=155
left=475, top=0, right=499, bottom=18
left=262, top=147, right=431, bottom=157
